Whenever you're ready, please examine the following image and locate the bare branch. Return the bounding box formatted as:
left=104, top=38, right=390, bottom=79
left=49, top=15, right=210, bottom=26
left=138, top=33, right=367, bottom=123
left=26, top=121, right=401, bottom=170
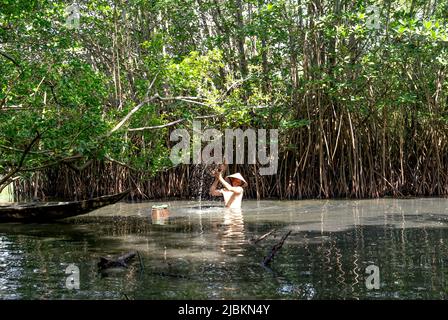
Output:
left=128, top=114, right=218, bottom=132
left=109, top=97, right=154, bottom=135
left=62, top=158, right=93, bottom=172
left=0, top=51, right=22, bottom=70
left=249, top=229, right=276, bottom=245
left=219, top=74, right=252, bottom=101
left=104, top=155, right=138, bottom=171
left=128, top=119, right=186, bottom=132
left=155, top=94, right=209, bottom=106
left=0, top=132, right=41, bottom=187
left=0, top=144, right=51, bottom=155
left=108, top=73, right=159, bottom=135
left=262, top=230, right=292, bottom=266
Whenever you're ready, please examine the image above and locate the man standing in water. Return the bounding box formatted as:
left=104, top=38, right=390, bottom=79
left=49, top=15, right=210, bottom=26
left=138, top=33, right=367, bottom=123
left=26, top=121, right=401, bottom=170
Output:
left=209, top=167, right=247, bottom=209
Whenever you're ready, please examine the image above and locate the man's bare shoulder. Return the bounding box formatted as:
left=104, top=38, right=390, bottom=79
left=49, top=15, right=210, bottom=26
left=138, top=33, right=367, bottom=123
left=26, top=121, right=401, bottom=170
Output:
left=232, top=187, right=244, bottom=194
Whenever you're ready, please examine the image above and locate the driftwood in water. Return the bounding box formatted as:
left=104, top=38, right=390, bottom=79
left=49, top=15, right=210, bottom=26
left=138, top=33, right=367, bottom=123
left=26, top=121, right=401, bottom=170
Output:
left=98, top=251, right=137, bottom=270
left=249, top=229, right=276, bottom=245
left=262, top=231, right=291, bottom=266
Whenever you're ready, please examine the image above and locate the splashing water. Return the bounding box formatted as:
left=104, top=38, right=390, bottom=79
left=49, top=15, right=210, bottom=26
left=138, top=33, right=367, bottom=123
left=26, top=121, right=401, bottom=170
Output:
left=190, top=164, right=217, bottom=206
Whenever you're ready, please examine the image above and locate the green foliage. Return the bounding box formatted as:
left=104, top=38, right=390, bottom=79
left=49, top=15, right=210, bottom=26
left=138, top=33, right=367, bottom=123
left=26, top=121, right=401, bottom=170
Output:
left=1, top=0, right=448, bottom=196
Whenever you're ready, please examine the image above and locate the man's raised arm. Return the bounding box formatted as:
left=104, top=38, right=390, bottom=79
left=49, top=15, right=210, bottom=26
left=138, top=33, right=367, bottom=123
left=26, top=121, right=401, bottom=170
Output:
left=209, top=171, right=222, bottom=196
left=218, top=174, right=242, bottom=194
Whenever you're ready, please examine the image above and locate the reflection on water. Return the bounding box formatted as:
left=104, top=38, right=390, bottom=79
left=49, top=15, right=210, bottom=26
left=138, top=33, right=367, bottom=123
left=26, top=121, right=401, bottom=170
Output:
left=0, top=198, right=448, bottom=299
left=0, top=235, right=23, bottom=299
left=219, top=209, right=245, bottom=256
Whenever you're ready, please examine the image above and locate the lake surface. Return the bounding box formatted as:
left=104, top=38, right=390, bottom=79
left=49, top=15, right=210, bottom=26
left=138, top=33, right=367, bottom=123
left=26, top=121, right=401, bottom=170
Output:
left=1, top=198, right=448, bottom=299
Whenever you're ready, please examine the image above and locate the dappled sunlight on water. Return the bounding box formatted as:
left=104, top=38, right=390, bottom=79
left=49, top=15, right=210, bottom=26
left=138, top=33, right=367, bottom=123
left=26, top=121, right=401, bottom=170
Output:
left=1, top=199, right=448, bottom=299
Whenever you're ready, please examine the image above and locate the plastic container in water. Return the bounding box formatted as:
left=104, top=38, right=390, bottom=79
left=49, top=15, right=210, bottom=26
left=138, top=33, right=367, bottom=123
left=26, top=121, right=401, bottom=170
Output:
left=151, top=204, right=169, bottom=225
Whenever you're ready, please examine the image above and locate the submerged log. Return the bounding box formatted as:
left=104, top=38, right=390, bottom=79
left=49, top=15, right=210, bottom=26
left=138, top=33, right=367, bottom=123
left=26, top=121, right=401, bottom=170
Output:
left=262, top=231, right=292, bottom=266
left=98, top=251, right=137, bottom=270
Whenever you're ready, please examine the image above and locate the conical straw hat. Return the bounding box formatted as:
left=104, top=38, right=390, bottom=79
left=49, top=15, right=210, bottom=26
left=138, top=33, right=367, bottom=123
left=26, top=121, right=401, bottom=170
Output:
left=226, top=173, right=248, bottom=187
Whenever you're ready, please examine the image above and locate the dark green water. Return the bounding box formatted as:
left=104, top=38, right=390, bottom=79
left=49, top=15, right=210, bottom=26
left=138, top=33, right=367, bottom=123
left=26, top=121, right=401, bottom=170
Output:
left=1, top=199, right=448, bottom=299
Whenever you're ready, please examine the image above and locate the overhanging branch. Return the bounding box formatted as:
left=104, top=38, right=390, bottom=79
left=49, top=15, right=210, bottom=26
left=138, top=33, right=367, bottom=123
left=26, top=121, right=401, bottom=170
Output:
left=128, top=114, right=217, bottom=132
left=0, top=131, right=41, bottom=188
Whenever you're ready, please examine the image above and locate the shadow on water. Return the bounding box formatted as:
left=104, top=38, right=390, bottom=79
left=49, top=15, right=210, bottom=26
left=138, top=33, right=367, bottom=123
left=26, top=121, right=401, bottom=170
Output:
left=1, top=199, right=448, bottom=299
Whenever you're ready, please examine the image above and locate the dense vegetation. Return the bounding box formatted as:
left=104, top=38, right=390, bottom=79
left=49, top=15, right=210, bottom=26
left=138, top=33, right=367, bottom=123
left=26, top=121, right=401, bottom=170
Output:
left=1, top=0, right=448, bottom=200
